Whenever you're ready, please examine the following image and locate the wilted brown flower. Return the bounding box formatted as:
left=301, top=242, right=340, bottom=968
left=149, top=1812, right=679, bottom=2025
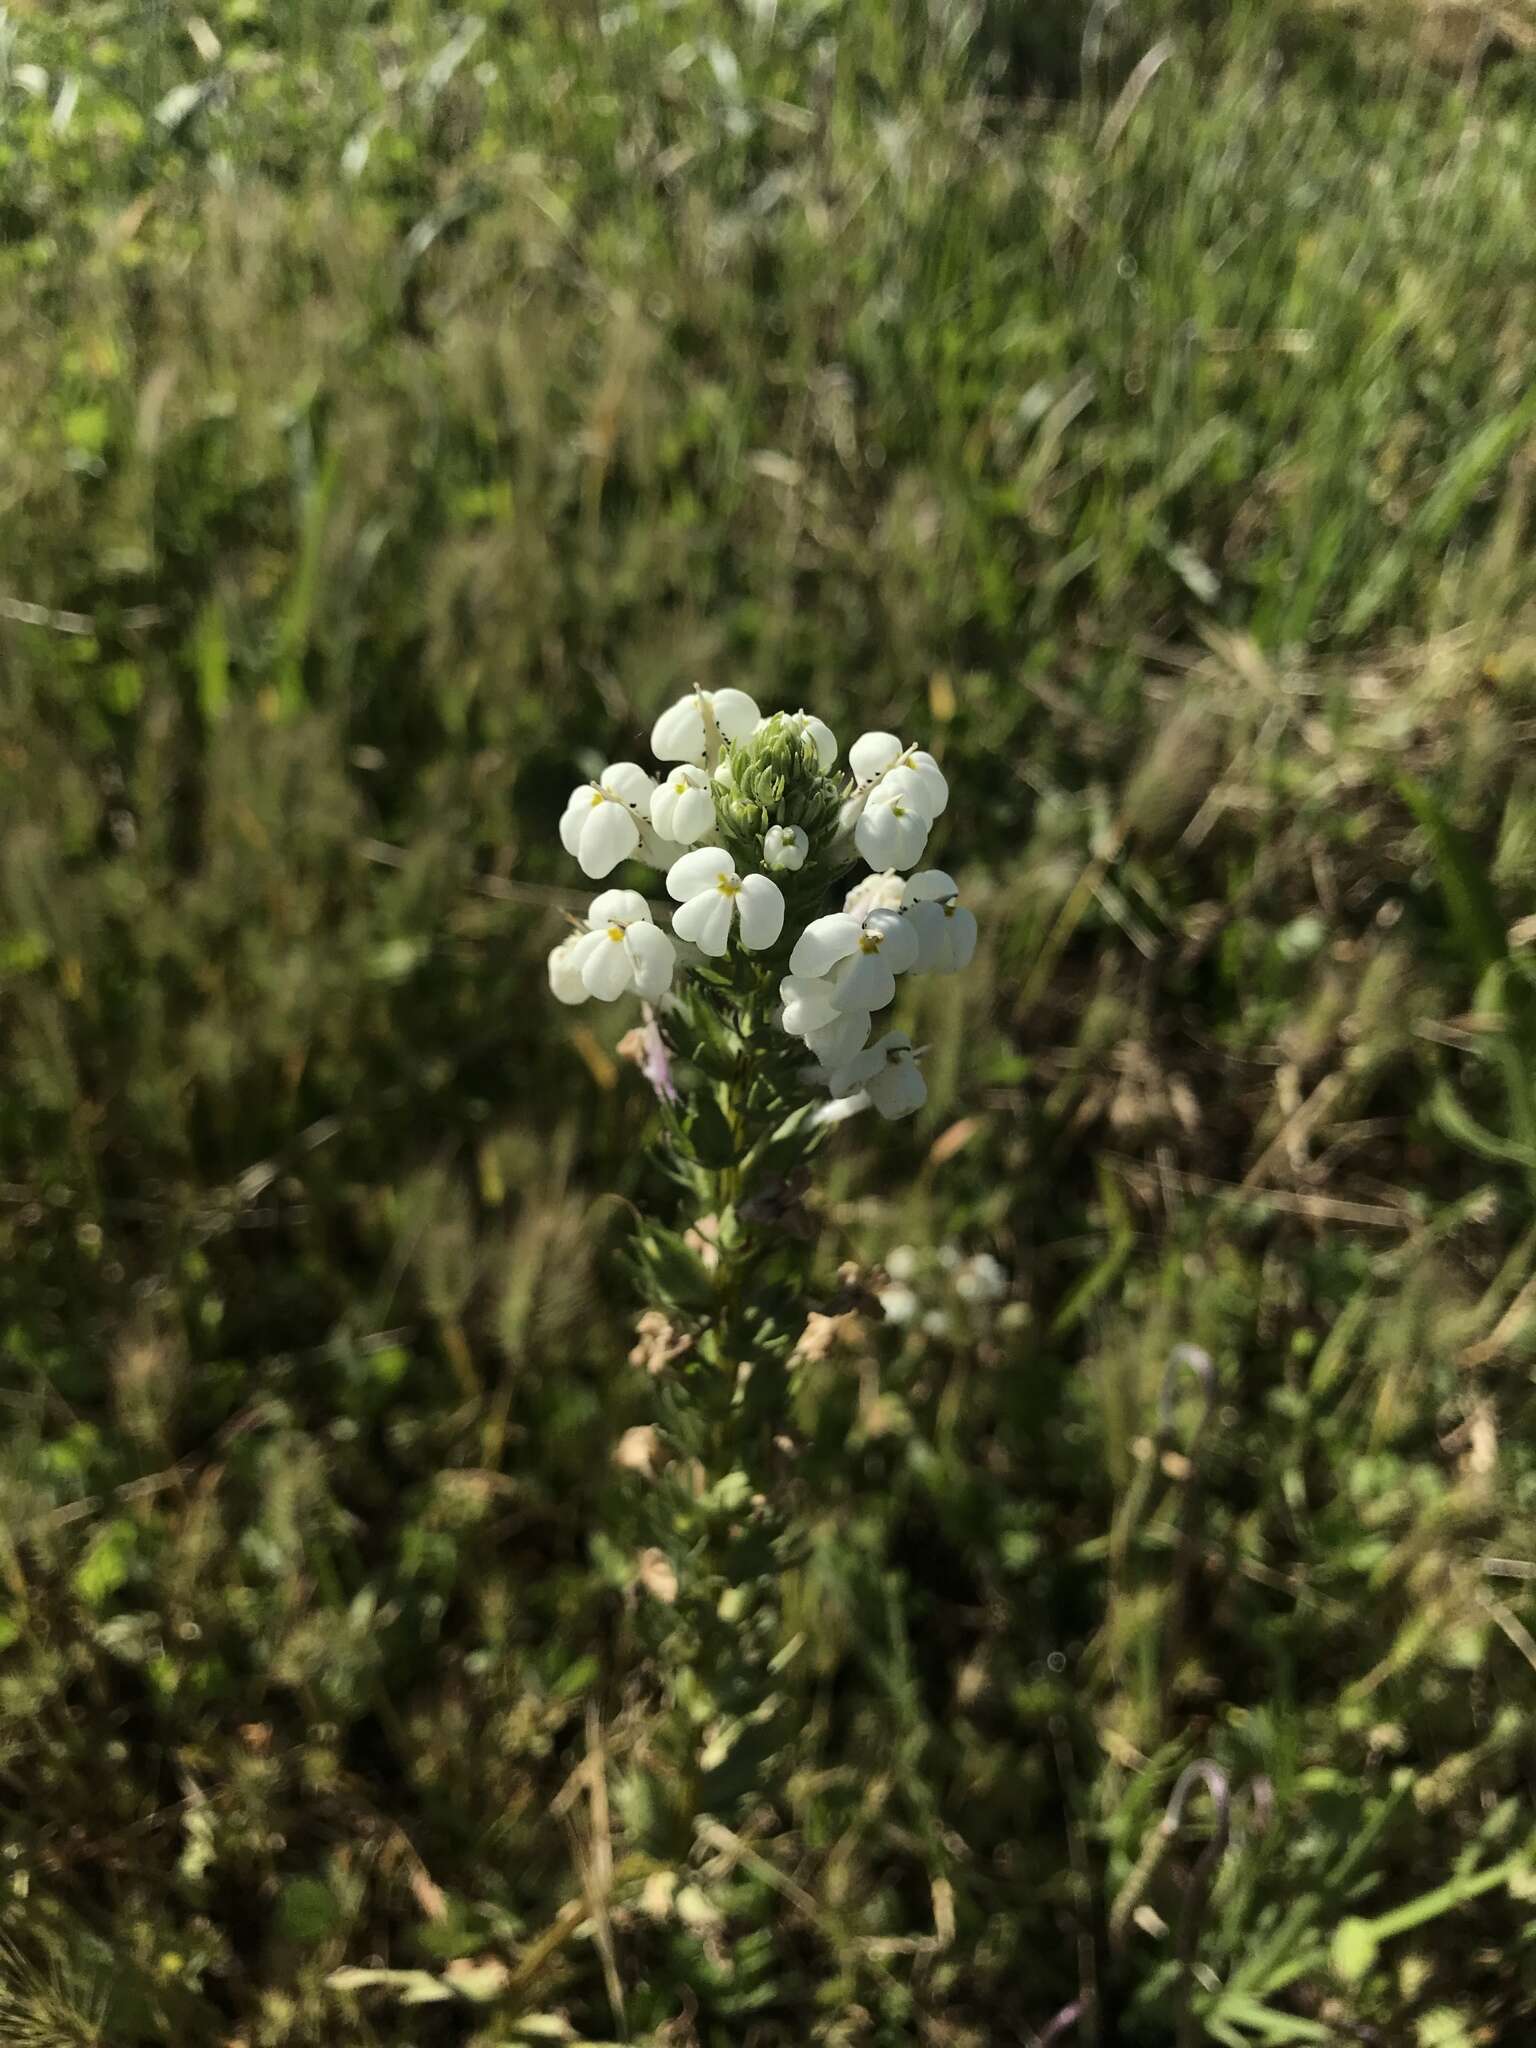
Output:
left=793, top=1308, right=867, bottom=1361
left=629, top=1310, right=691, bottom=1375
left=614, top=1424, right=661, bottom=1475
left=636, top=1547, right=679, bottom=1604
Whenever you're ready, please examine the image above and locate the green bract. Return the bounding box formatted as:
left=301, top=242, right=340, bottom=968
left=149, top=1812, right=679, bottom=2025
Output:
left=710, top=714, right=845, bottom=867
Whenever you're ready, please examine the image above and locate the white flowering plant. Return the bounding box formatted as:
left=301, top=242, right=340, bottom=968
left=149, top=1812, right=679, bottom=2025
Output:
left=547, top=686, right=974, bottom=1339
left=546, top=687, right=976, bottom=1787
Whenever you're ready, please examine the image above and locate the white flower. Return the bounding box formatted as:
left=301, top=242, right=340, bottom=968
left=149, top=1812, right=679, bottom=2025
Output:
left=826, top=1030, right=927, bottom=1120
left=779, top=974, right=839, bottom=1037
left=559, top=761, right=657, bottom=878
left=877, top=1282, right=918, bottom=1325
left=885, top=1244, right=921, bottom=1282
left=763, top=824, right=808, bottom=872
left=651, top=687, right=761, bottom=766
left=854, top=768, right=936, bottom=871
left=843, top=869, right=906, bottom=918
left=955, top=1252, right=1008, bottom=1304
left=650, top=763, right=716, bottom=846
left=778, top=976, right=871, bottom=1066
left=803, top=1010, right=871, bottom=1067
left=564, top=890, right=676, bottom=1001
left=848, top=731, right=948, bottom=815
left=789, top=905, right=918, bottom=1013
left=547, top=931, right=589, bottom=1006
left=902, top=869, right=978, bottom=973
left=666, top=846, right=785, bottom=957
left=761, top=708, right=838, bottom=771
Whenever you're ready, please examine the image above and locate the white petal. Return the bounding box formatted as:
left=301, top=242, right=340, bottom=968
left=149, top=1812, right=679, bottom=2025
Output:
left=578, top=799, right=640, bottom=878
left=763, top=824, right=808, bottom=872
left=547, top=936, right=588, bottom=1005
left=849, top=730, right=902, bottom=785
left=569, top=929, right=608, bottom=978
left=827, top=1044, right=885, bottom=1097
left=666, top=844, right=734, bottom=900
left=651, top=766, right=711, bottom=843
left=788, top=913, right=861, bottom=977
left=903, top=869, right=959, bottom=907
left=837, top=789, right=869, bottom=839
left=869, top=1058, right=927, bottom=1120
left=802, top=714, right=838, bottom=771
left=855, top=800, right=929, bottom=871
left=735, top=873, right=785, bottom=951
left=711, top=688, right=761, bottom=742
left=635, top=821, right=686, bottom=869
left=651, top=695, right=707, bottom=763
left=675, top=784, right=715, bottom=842
left=560, top=787, right=595, bottom=857
left=874, top=765, right=935, bottom=816
left=830, top=948, right=895, bottom=1013
left=624, top=920, right=676, bottom=999
left=588, top=887, right=650, bottom=927
left=908, top=900, right=949, bottom=974
left=865, top=907, right=918, bottom=975
left=581, top=931, right=633, bottom=1000
left=811, top=1089, right=870, bottom=1126
left=901, top=751, right=948, bottom=818
left=947, top=904, right=978, bottom=970
left=601, top=760, right=656, bottom=810
left=780, top=975, right=840, bottom=1035
left=804, top=1010, right=871, bottom=1066
left=870, top=1030, right=913, bottom=1058
left=844, top=869, right=906, bottom=917
left=673, top=886, right=735, bottom=957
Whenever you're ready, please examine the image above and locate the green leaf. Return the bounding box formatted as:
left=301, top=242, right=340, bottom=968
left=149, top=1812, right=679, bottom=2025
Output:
left=72, top=1518, right=136, bottom=1609
left=191, top=599, right=230, bottom=722
left=1400, top=775, right=1507, bottom=979
left=686, top=1093, right=737, bottom=1169
left=1212, top=1994, right=1335, bottom=2043
left=278, top=1876, right=341, bottom=1944
left=1429, top=1081, right=1536, bottom=1170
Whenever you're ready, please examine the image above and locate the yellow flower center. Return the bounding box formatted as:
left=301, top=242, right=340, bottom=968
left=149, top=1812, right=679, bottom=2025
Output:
left=607, top=924, right=625, bottom=942
left=716, top=876, right=741, bottom=897
left=859, top=932, right=883, bottom=953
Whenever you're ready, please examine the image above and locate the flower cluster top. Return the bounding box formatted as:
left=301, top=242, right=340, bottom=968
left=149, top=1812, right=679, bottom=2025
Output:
left=547, top=688, right=976, bottom=1120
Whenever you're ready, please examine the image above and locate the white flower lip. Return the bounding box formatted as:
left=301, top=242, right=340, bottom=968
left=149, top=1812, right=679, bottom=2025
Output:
left=651, top=687, right=761, bottom=766
left=850, top=730, right=948, bottom=815
left=827, top=1029, right=927, bottom=1120
left=803, top=1008, right=870, bottom=1068
left=788, top=906, right=917, bottom=1013
left=650, top=762, right=716, bottom=846
left=559, top=889, right=676, bottom=1002
left=902, top=868, right=977, bottom=973
left=779, top=973, right=840, bottom=1036
left=666, top=845, right=785, bottom=957
left=559, top=761, right=658, bottom=878
left=547, top=930, right=590, bottom=1005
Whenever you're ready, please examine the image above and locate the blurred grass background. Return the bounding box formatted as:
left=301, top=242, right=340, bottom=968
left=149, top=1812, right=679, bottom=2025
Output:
left=5, top=0, right=1536, bottom=2041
